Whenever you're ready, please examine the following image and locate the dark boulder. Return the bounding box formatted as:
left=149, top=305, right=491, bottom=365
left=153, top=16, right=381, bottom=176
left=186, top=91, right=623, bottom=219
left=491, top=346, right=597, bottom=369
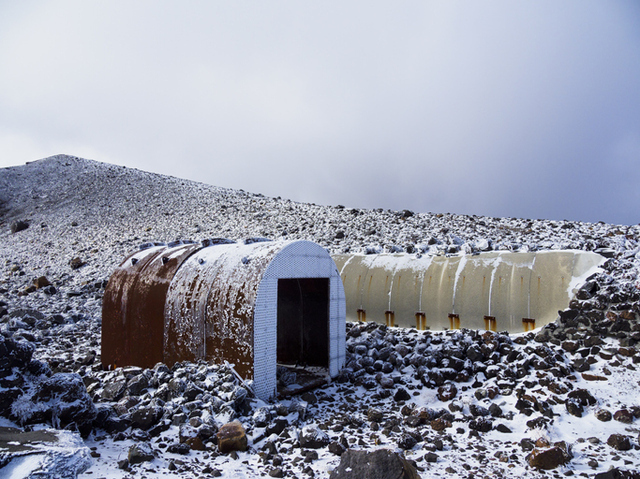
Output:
left=129, top=404, right=163, bottom=430
left=10, top=220, right=29, bottom=233
left=0, top=335, right=35, bottom=375
left=266, top=417, right=289, bottom=436
left=397, top=433, right=418, bottom=450
left=101, top=376, right=127, bottom=401
left=69, top=257, right=86, bottom=270
left=607, top=434, right=632, bottom=451
left=328, top=440, right=346, bottom=456
left=613, top=409, right=634, bottom=424
left=329, top=448, right=420, bottom=479
left=20, top=373, right=97, bottom=436
left=436, top=382, right=457, bottom=401
left=299, top=425, right=330, bottom=449
left=128, top=442, right=154, bottom=464
left=565, top=398, right=584, bottom=417
left=217, top=421, right=248, bottom=453
left=127, top=374, right=150, bottom=397
left=394, top=388, right=411, bottom=402
left=528, top=443, right=571, bottom=470
left=0, top=388, right=21, bottom=417
left=469, top=417, right=492, bottom=433
left=594, top=468, right=640, bottom=479
left=469, top=404, right=490, bottom=417
left=595, top=409, right=612, bottom=421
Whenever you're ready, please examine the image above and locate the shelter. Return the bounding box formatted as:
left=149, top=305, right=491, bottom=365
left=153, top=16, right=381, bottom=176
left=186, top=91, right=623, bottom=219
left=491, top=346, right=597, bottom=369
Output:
left=102, top=239, right=346, bottom=400
left=333, top=250, right=603, bottom=333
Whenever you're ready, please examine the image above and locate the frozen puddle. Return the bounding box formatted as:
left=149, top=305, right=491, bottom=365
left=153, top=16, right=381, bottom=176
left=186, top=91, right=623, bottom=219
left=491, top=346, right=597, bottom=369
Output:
left=0, top=426, right=91, bottom=479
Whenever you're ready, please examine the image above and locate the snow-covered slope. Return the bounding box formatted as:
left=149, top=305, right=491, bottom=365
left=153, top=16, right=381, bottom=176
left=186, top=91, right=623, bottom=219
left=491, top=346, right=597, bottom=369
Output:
left=0, top=155, right=639, bottom=478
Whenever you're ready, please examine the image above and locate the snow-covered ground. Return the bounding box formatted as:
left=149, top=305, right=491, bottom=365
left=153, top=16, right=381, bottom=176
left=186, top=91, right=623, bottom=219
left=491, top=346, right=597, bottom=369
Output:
left=0, top=155, right=639, bottom=478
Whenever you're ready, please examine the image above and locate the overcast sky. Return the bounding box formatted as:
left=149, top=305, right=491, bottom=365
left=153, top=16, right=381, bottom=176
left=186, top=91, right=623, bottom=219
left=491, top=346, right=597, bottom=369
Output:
left=1, top=1, right=639, bottom=225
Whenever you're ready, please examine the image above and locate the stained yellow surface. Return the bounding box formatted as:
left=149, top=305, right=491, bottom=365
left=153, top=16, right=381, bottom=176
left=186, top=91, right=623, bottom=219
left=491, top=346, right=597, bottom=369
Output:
left=333, top=251, right=603, bottom=333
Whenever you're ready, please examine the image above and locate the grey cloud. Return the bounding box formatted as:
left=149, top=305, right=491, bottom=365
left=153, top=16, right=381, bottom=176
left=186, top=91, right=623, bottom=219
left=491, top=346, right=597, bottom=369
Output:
left=0, top=1, right=638, bottom=224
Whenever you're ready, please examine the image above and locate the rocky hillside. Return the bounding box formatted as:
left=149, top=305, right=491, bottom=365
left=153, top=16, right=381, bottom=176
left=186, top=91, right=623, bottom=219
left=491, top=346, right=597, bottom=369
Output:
left=0, top=155, right=639, bottom=478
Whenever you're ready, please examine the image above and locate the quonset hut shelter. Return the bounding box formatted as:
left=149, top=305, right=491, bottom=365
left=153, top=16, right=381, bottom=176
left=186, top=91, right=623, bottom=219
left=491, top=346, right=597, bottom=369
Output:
left=102, top=239, right=347, bottom=401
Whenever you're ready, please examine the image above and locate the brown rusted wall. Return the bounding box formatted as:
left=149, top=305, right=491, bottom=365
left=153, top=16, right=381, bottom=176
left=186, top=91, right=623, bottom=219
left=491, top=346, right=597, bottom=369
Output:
left=102, top=243, right=200, bottom=369
left=102, top=240, right=281, bottom=373
left=164, top=242, right=282, bottom=378
left=102, top=246, right=164, bottom=369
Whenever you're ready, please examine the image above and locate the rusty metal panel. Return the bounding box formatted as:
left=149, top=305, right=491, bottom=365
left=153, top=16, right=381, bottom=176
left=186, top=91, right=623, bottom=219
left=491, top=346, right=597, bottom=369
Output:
left=102, top=243, right=201, bottom=369
left=164, top=242, right=281, bottom=378
left=102, top=246, right=164, bottom=369
left=163, top=249, right=224, bottom=365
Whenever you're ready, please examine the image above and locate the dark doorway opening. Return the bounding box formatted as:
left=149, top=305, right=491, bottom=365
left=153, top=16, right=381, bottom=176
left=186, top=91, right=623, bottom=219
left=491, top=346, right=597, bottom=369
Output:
left=276, top=278, right=329, bottom=396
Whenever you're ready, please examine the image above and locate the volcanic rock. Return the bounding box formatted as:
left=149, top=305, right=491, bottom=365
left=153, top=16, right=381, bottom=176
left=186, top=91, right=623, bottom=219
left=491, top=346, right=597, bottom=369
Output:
left=528, top=444, right=571, bottom=470
left=565, top=398, right=584, bottom=417
left=594, top=408, right=612, bottom=421
left=607, top=434, right=631, bottom=451
left=437, top=382, right=457, bottom=401
left=129, top=404, right=163, bottom=430
left=328, top=440, right=346, bottom=456
left=10, top=220, right=29, bottom=233
left=613, top=409, right=634, bottom=424
left=397, top=433, right=418, bottom=450
left=128, top=442, right=154, bottom=464
left=329, top=448, right=420, bottom=479
left=69, top=257, right=86, bottom=270
left=179, top=423, right=206, bottom=451
left=367, top=407, right=384, bottom=423
left=24, top=373, right=97, bottom=435
left=127, top=374, right=150, bottom=396
left=33, top=276, right=51, bottom=289
left=394, top=388, right=411, bottom=402
left=299, top=424, right=330, bottom=449
left=216, top=420, right=247, bottom=453
left=430, top=417, right=451, bottom=431
left=101, top=377, right=127, bottom=401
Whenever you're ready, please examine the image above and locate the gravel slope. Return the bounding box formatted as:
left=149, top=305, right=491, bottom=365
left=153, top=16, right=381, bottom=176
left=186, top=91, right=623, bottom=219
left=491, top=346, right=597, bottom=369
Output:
left=0, top=155, right=639, bottom=478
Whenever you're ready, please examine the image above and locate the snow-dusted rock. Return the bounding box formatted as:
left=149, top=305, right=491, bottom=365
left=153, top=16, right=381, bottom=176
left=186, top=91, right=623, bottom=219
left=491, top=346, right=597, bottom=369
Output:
left=13, top=373, right=96, bottom=436
left=128, top=441, right=154, bottom=464
left=298, top=424, right=330, bottom=449
left=329, top=449, right=420, bottom=479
